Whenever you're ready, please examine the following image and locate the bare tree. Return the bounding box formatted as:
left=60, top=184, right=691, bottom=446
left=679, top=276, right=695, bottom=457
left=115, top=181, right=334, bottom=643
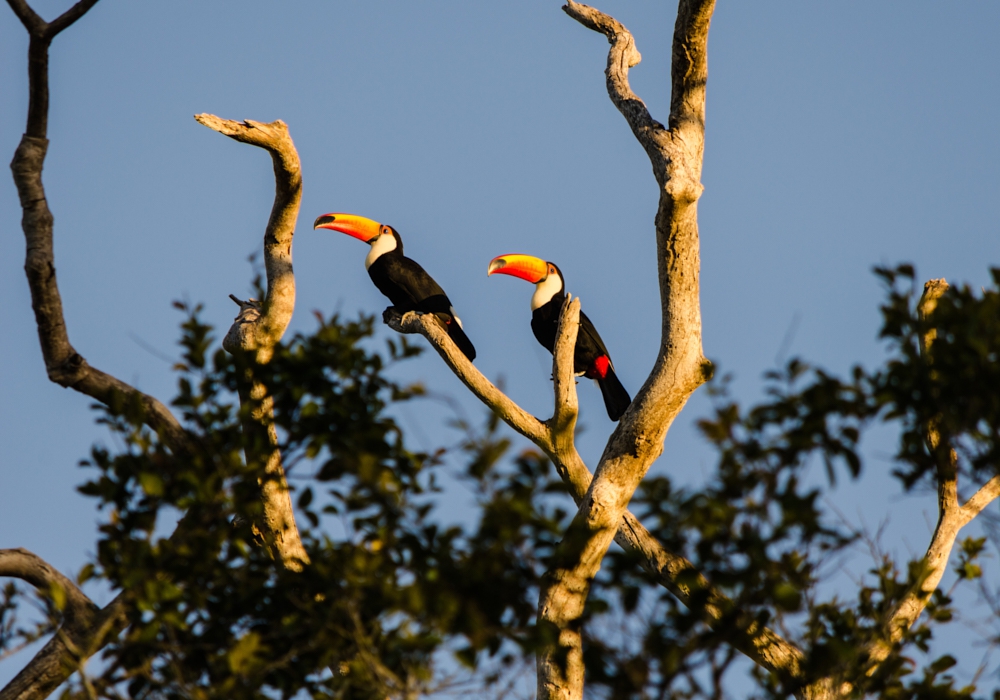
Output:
left=4, top=1, right=307, bottom=696
left=4, top=1, right=999, bottom=699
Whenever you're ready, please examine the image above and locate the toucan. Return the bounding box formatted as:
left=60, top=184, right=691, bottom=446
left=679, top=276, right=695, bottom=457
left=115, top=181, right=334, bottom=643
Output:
left=487, top=254, right=631, bottom=421
left=314, top=213, right=476, bottom=361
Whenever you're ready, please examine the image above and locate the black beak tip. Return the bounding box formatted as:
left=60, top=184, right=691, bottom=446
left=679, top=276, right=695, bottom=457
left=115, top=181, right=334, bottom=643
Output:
left=313, top=214, right=337, bottom=229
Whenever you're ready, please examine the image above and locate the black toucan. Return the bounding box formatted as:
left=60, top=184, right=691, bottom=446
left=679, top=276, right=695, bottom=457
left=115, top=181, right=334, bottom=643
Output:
left=487, top=254, right=631, bottom=421
left=314, top=213, right=476, bottom=361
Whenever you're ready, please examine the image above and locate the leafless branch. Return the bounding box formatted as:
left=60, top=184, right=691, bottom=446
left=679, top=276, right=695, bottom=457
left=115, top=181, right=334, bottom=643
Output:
left=196, top=114, right=308, bottom=570
left=385, top=309, right=550, bottom=446
left=384, top=302, right=804, bottom=683
left=5, top=9, right=158, bottom=692
left=8, top=0, right=185, bottom=452
left=962, top=476, right=1000, bottom=522
left=532, top=3, right=714, bottom=697
left=6, top=0, right=101, bottom=138
left=0, top=549, right=96, bottom=624
left=549, top=297, right=581, bottom=459
left=837, top=278, right=984, bottom=699
left=10, top=133, right=187, bottom=447
left=195, top=115, right=299, bottom=362
left=0, top=550, right=126, bottom=700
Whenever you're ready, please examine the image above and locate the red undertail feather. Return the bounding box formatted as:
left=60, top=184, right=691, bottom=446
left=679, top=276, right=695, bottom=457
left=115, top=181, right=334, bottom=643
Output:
left=590, top=354, right=611, bottom=379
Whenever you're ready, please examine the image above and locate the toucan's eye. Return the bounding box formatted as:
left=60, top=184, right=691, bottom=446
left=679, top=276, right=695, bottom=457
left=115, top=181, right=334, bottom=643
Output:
left=381, top=226, right=390, bottom=235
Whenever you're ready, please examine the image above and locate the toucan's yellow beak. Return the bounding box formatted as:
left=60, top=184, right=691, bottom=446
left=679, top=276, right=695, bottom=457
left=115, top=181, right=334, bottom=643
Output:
left=313, top=213, right=381, bottom=243
left=487, top=254, right=548, bottom=284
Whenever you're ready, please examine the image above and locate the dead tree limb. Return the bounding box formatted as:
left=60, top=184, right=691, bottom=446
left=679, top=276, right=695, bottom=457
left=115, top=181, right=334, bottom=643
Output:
left=0, top=549, right=126, bottom=700
left=195, top=115, right=308, bottom=570
left=530, top=3, right=715, bottom=697
left=385, top=300, right=804, bottom=683
left=799, top=281, right=1000, bottom=700
left=9, top=0, right=185, bottom=450
left=4, top=2, right=147, bottom=694
left=382, top=1, right=801, bottom=695
left=5, top=4, right=308, bottom=695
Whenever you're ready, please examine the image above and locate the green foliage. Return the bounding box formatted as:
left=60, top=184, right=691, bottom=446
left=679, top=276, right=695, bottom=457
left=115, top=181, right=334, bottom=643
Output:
left=71, top=308, right=570, bottom=699
left=8, top=265, right=999, bottom=699
left=583, top=266, right=1000, bottom=698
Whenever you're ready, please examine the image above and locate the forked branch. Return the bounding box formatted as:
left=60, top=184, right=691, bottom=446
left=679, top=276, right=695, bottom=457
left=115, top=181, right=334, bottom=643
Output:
left=8, top=0, right=187, bottom=450
left=384, top=302, right=803, bottom=682
left=532, top=3, right=714, bottom=697
left=824, top=279, right=1000, bottom=699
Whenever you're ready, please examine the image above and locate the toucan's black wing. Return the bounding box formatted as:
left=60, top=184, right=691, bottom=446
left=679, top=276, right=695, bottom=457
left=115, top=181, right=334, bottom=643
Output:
left=577, top=310, right=614, bottom=368
left=579, top=311, right=629, bottom=420
left=369, top=254, right=447, bottom=311
left=369, top=254, right=476, bottom=361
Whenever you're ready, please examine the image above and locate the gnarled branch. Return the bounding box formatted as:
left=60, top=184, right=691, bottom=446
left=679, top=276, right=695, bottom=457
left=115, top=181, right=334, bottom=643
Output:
left=195, top=115, right=299, bottom=362
left=196, top=114, right=308, bottom=570
left=534, top=3, right=714, bottom=697
left=0, top=549, right=96, bottom=625
left=383, top=300, right=803, bottom=684
left=822, top=278, right=1000, bottom=700
left=10, top=132, right=186, bottom=448
left=0, top=550, right=126, bottom=700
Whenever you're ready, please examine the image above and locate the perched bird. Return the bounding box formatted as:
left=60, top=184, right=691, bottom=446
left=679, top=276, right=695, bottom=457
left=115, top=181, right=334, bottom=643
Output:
left=314, top=213, right=476, bottom=361
left=487, top=254, right=631, bottom=421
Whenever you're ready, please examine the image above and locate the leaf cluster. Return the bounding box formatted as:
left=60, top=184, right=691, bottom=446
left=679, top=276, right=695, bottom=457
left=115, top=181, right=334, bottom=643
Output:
left=578, top=267, right=1000, bottom=698
left=72, top=308, right=569, bottom=700
left=11, top=264, right=1000, bottom=700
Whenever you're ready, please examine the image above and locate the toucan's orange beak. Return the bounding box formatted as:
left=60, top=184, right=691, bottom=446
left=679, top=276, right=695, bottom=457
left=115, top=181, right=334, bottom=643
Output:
left=487, top=254, right=548, bottom=284
left=313, top=213, right=381, bottom=243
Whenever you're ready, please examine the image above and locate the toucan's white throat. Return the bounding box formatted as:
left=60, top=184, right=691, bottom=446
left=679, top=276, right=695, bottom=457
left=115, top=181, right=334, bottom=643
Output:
left=531, top=273, right=563, bottom=311
left=365, top=233, right=398, bottom=269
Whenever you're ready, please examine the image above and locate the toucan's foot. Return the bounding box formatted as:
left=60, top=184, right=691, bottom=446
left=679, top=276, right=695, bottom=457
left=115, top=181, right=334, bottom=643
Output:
left=382, top=306, right=401, bottom=325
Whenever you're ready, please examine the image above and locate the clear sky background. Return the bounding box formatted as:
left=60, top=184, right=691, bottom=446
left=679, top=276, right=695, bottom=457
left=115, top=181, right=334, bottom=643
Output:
left=3, top=0, right=1000, bottom=691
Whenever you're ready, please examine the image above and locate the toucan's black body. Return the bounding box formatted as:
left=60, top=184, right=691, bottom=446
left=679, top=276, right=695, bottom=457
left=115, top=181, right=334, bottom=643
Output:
left=531, top=291, right=631, bottom=422
left=315, top=213, right=477, bottom=362
left=368, top=234, right=477, bottom=361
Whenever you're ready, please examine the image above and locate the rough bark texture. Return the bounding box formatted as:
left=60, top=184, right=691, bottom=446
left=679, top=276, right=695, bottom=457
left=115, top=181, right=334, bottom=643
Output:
left=531, top=3, right=714, bottom=698
left=9, top=2, right=998, bottom=699
left=386, top=3, right=828, bottom=697
left=196, top=115, right=308, bottom=570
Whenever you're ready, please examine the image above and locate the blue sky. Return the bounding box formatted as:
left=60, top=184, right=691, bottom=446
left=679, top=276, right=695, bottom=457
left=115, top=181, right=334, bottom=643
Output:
left=3, top=1, right=1000, bottom=690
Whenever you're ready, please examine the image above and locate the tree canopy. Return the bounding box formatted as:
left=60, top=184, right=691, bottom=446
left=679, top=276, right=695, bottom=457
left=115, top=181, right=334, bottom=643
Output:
left=3, top=2, right=1000, bottom=699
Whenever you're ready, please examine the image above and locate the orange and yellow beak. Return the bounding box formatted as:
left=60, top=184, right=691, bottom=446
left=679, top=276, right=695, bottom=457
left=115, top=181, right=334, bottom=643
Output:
left=313, top=213, right=381, bottom=243
left=487, top=254, right=549, bottom=284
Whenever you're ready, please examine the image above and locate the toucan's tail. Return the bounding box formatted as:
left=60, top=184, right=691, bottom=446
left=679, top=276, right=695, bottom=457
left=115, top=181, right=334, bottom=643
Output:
left=422, top=296, right=476, bottom=362
left=448, top=322, right=477, bottom=362
left=598, top=367, right=631, bottom=421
